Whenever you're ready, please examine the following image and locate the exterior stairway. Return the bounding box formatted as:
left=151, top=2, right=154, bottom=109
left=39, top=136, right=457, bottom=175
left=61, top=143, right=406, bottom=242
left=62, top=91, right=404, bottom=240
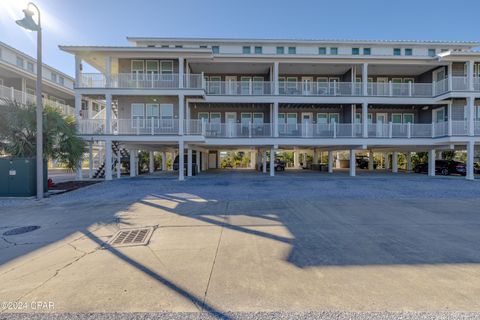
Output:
left=93, top=141, right=130, bottom=178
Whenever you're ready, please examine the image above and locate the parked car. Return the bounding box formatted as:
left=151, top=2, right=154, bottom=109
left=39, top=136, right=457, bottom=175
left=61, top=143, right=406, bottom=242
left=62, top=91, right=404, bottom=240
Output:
left=260, top=159, right=286, bottom=171
left=356, top=157, right=377, bottom=169
left=414, top=160, right=466, bottom=176
left=173, top=154, right=197, bottom=174
left=475, top=163, right=480, bottom=175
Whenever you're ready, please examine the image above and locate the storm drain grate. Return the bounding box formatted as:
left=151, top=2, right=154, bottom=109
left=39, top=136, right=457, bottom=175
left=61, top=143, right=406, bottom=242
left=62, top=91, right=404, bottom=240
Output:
left=107, top=227, right=154, bottom=248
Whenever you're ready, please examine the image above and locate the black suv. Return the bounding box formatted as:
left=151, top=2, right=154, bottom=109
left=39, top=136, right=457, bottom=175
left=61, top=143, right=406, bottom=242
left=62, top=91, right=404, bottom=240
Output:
left=260, top=159, right=286, bottom=171
left=414, top=160, right=466, bottom=176
left=356, top=157, right=377, bottom=169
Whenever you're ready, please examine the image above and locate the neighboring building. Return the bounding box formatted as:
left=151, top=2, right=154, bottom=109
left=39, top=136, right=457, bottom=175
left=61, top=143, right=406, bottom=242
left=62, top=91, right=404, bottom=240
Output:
left=0, top=41, right=75, bottom=115
left=60, top=37, right=480, bottom=180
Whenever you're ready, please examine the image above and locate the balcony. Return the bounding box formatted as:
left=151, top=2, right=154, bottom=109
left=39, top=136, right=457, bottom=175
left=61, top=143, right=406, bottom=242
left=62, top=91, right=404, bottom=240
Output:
left=279, top=81, right=362, bottom=96
left=78, top=73, right=203, bottom=89
left=205, top=81, right=274, bottom=95
left=77, top=118, right=479, bottom=139
left=0, top=84, right=74, bottom=116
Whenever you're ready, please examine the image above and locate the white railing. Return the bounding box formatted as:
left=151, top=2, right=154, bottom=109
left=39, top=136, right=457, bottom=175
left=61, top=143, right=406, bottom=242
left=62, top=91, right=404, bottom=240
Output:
left=278, top=81, right=362, bottom=96
left=452, top=77, right=468, bottom=91
left=78, top=119, right=105, bottom=134
left=368, top=82, right=432, bottom=97
left=185, top=119, right=203, bottom=135
left=205, top=81, right=274, bottom=95
left=0, top=84, right=74, bottom=116
left=434, top=79, right=448, bottom=95
left=475, top=121, right=480, bottom=136
left=452, top=120, right=468, bottom=136
left=79, top=73, right=203, bottom=89
left=432, top=121, right=448, bottom=137
left=474, top=78, right=480, bottom=92
left=115, top=118, right=179, bottom=135
left=202, top=122, right=272, bottom=137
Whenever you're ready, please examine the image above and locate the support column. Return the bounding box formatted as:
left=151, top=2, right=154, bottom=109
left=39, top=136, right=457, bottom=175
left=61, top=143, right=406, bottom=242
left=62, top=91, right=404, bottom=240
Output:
left=262, top=151, right=267, bottom=173
left=105, top=56, right=112, bottom=87
left=130, top=150, right=136, bottom=177
left=392, top=152, right=398, bottom=173
left=368, top=150, right=374, bottom=171
left=74, top=93, right=82, bottom=123
left=447, top=102, right=453, bottom=136
left=294, top=151, right=299, bottom=168
left=362, top=62, right=368, bottom=96
left=270, top=148, right=275, bottom=177
left=116, top=149, right=121, bottom=179
left=162, top=151, right=167, bottom=171
left=149, top=151, right=154, bottom=173
left=87, top=99, right=93, bottom=119
left=88, top=141, right=93, bottom=178
left=428, top=149, right=436, bottom=177
left=75, top=55, right=82, bottom=88
left=328, top=151, right=334, bottom=173
left=406, top=152, right=412, bottom=173
left=384, top=153, right=390, bottom=170
left=187, top=147, right=193, bottom=177
left=467, top=96, right=475, bottom=136
left=105, top=94, right=112, bottom=134
left=217, top=151, right=221, bottom=169
left=105, top=140, right=112, bottom=181
left=349, top=149, right=356, bottom=177
left=273, top=61, right=279, bottom=95
left=362, top=102, right=368, bottom=138
left=178, top=142, right=185, bottom=181
left=467, top=60, right=474, bottom=91
left=313, top=148, right=318, bottom=164
left=178, top=94, right=185, bottom=135
left=178, top=57, right=184, bottom=88
left=250, top=151, right=256, bottom=169
left=466, top=141, right=475, bottom=180
left=273, top=102, right=279, bottom=137
left=196, top=150, right=201, bottom=173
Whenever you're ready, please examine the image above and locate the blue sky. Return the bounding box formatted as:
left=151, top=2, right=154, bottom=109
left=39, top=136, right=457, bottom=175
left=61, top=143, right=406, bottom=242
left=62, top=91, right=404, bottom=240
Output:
left=1, top=0, right=480, bottom=77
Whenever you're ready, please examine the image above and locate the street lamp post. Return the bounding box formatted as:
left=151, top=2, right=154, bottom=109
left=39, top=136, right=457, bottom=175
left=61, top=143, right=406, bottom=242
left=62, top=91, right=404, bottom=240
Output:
left=16, top=3, right=43, bottom=199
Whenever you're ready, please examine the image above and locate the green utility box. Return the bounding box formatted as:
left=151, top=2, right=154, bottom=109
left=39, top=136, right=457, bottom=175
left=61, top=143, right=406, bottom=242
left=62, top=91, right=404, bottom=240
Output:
left=0, top=158, right=48, bottom=197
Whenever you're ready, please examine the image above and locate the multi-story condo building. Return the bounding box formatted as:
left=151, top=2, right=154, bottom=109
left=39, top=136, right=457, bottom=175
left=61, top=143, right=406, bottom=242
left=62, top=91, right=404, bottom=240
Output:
left=60, top=37, right=480, bottom=181
left=0, top=41, right=75, bottom=115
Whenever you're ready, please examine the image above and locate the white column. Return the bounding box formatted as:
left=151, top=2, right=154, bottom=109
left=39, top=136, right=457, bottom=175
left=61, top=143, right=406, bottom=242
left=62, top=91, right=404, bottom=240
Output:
left=294, top=151, right=299, bottom=168
left=466, top=141, right=475, bottom=180
left=187, top=147, right=193, bottom=177
left=105, top=94, right=112, bottom=134
left=217, top=151, right=221, bottom=169
left=250, top=151, right=256, bottom=169
left=130, top=150, right=136, bottom=177
left=328, top=151, right=334, bottom=173
left=196, top=151, right=201, bottom=173
left=467, top=96, right=475, bottom=136
left=75, top=55, right=82, bottom=87
left=178, top=94, right=184, bottom=135
left=273, top=62, right=279, bottom=95
left=105, top=140, right=112, bottom=181
left=349, top=149, right=356, bottom=177
left=385, top=153, right=390, bottom=170
left=467, top=60, right=474, bottom=91
left=362, top=63, right=368, bottom=96
left=273, top=102, right=279, bottom=137
left=447, top=102, right=453, bottom=136
left=406, top=152, right=412, bottom=172
left=368, top=150, right=374, bottom=171
left=88, top=141, right=93, bottom=178
left=313, top=148, right=318, bottom=164
left=392, top=152, right=398, bottom=173
left=270, top=148, right=275, bottom=177
left=178, top=142, right=185, bottom=181
left=262, top=151, right=267, bottom=173
left=105, top=56, right=112, bottom=87
left=162, top=151, right=167, bottom=171
left=116, top=149, right=121, bottom=179
left=87, top=99, right=93, bottom=119
left=362, top=102, right=368, bottom=138
left=74, top=93, right=82, bottom=123
left=179, top=57, right=184, bottom=88
left=428, top=149, right=436, bottom=177
left=149, top=151, right=154, bottom=173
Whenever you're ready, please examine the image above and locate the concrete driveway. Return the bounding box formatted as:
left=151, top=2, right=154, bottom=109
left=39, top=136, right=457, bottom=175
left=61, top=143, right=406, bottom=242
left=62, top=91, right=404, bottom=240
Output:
left=1, top=171, right=480, bottom=318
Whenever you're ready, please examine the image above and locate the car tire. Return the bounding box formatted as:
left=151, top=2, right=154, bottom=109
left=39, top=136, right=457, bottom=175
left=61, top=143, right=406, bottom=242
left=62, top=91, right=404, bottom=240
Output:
left=441, top=168, right=449, bottom=176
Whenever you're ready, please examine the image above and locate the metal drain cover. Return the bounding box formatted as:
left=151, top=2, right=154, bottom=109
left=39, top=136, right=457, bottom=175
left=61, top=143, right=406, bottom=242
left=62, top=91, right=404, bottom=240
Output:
left=107, top=227, right=154, bottom=248
left=3, top=226, right=41, bottom=236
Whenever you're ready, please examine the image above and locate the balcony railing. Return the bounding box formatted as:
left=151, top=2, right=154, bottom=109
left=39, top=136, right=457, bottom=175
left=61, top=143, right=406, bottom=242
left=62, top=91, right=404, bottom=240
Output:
left=368, top=82, right=433, bottom=97
left=279, top=81, right=362, bottom=96
left=78, top=73, right=204, bottom=89
left=0, top=84, right=74, bottom=116
left=205, top=81, right=274, bottom=95
left=77, top=119, right=480, bottom=138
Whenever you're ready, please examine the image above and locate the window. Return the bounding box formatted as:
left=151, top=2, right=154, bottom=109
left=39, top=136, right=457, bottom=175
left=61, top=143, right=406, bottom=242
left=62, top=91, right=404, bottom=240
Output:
left=440, top=49, right=448, bottom=52
left=16, top=56, right=24, bottom=68
left=328, top=113, right=339, bottom=124
left=199, top=45, right=207, bottom=49
left=352, top=48, right=360, bottom=55
left=428, top=48, right=436, bottom=57
left=254, top=46, right=262, bottom=54
left=212, top=46, right=220, bottom=54
left=363, top=48, right=371, bottom=55
left=198, top=112, right=209, bottom=121
left=160, top=104, right=173, bottom=127
left=161, top=45, right=169, bottom=48
left=253, top=112, right=264, bottom=123
left=318, top=47, right=327, bottom=55
left=175, top=45, right=183, bottom=48
left=209, top=112, right=221, bottom=123
left=242, top=46, right=251, bottom=54
left=288, top=47, right=296, bottom=54
left=392, top=114, right=402, bottom=124
left=393, top=48, right=401, bottom=56
left=146, top=60, right=159, bottom=81
left=131, top=103, right=145, bottom=128
left=317, top=113, right=328, bottom=124
left=330, top=47, right=338, bottom=55
left=27, top=61, right=34, bottom=72
left=51, top=73, right=57, bottom=82
left=209, top=76, right=221, bottom=94
left=160, top=61, right=173, bottom=75
left=403, top=114, right=414, bottom=123
left=147, top=45, right=155, bottom=48
left=145, top=104, right=159, bottom=127
left=240, top=76, right=251, bottom=94
left=131, top=60, right=144, bottom=74
left=276, top=46, right=284, bottom=54
left=59, top=77, right=65, bottom=86
left=405, top=48, right=413, bottom=56
left=241, top=113, right=252, bottom=129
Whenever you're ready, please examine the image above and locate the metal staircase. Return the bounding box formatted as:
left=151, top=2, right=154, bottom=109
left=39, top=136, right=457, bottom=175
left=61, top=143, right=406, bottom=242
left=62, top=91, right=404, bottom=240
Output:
left=93, top=141, right=130, bottom=179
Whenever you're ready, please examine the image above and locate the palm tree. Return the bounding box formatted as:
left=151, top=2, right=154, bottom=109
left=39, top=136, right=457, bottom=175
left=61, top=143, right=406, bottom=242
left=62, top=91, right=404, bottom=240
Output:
left=0, top=99, right=85, bottom=170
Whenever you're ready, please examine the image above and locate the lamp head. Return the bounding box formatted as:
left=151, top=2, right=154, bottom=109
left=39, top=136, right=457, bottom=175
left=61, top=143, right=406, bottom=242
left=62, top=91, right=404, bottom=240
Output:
left=16, top=8, right=39, bottom=31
